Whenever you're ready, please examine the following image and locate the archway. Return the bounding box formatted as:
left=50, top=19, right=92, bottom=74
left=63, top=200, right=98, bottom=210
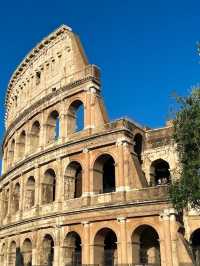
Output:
left=131, top=225, right=161, bottom=265
left=190, top=229, right=200, bottom=265
left=94, top=228, right=118, bottom=266
left=9, top=139, right=15, bottom=166
left=133, top=133, right=143, bottom=164
left=42, top=169, right=56, bottom=204
left=41, top=235, right=54, bottom=266
left=64, top=162, right=82, bottom=199
left=67, top=100, right=84, bottom=134
left=18, top=130, right=26, bottom=159
left=93, top=154, right=116, bottom=194
left=3, top=188, right=9, bottom=218
left=46, top=110, right=60, bottom=143
left=30, top=121, right=40, bottom=152
left=4, top=145, right=8, bottom=171
left=150, top=159, right=170, bottom=186
left=63, top=232, right=82, bottom=266
left=12, top=183, right=20, bottom=214
left=22, top=238, right=32, bottom=266
left=0, top=243, right=6, bottom=265
left=24, top=176, right=35, bottom=209
left=8, top=241, right=16, bottom=266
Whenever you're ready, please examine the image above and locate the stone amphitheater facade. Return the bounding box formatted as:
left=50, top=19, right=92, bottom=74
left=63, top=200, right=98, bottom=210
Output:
left=0, top=25, right=199, bottom=266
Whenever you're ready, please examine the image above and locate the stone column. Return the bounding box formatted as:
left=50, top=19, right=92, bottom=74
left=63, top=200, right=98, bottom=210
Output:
left=32, top=230, right=39, bottom=266
left=7, top=183, right=12, bottom=220
left=25, top=123, right=31, bottom=155
left=5, top=240, right=9, bottom=266
left=85, top=88, right=92, bottom=130
left=54, top=226, right=61, bottom=266
left=56, top=158, right=63, bottom=209
left=19, top=174, right=24, bottom=219
left=161, top=210, right=173, bottom=266
left=34, top=165, right=40, bottom=213
left=89, top=87, right=97, bottom=129
left=13, top=135, right=18, bottom=163
left=0, top=190, right=3, bottom=224
left=15, top=132, right=24, bottom=161
left=169, top=210, right=179, bottom=266
left=116, top=139, right=125, bottom=191
left=82, top=221, right=90, bottom=264
left=1, top=158, right=5, bottom=175
left=82, top=148, right=91, bottom=197
left=85, top=86, right=99, bottom=130
left=40, top=112, right=47, bottom=147
left=118, top=217, right=128, bottom=264
left=159, top=238, right=166, bottom=266
left=123, top=141, right=131, bottom=190
left=60, top=110, right=68, bottom=141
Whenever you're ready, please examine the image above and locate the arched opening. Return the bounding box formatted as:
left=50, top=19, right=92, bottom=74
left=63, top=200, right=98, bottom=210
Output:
left=64, top=162, right=82, bottom=199
left=67, top=100, right=84, bottom=134
left=134, top=133, right=143, bottom=164
left=22, top=238, right=32, bottom=266
left=190, top=229, right=200, bottom=265
left=30, top=121, right=40, bottom=152
left=9, top=139, right=15, bottom=166
left=93, top=154, right=116, bottom=194
left=63, top=232, right=82, bottom=266
left=12, top=183, right=20, bottom=214
left=3, top=188, right=9, bottom=218
left=3, top=145, right=8, bottom=172
left=46, top=110, right=60, bottom=143
left=41, top=234, right=54, bottom=266
left=42, top=169, right=56, bottom=204
left=0, top=243, right=6, bottom=265
left=131, top=225, right=161, bottom=265
left=94, top=228, right=118, bottom=266
left=8, top=241, right=16, bottom=266
left=18, top=130, right=26, bottom=160
left=24, top=176, right=35, bottom=210
left=150, top=159, right=171, bottom=186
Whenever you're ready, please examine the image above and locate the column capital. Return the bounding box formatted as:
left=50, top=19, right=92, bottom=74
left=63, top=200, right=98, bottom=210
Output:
left=116, top=137, right=129, bottom=146
left=160, top=208, right=177, bottom=220
left=85, top=86, right=99, bottom=94
left=83, top=147, right=89, bottom=153
left=117, top=216, right=126, bottom=222
left=82, top=220, right=90, bottom=226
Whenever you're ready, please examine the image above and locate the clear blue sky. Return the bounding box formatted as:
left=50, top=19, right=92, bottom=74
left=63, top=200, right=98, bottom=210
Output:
left=0, top=0, right=200, bottom=144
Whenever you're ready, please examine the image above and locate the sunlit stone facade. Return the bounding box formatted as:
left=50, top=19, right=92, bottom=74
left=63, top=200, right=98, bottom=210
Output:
left=0, top=25, right=199, bottom=266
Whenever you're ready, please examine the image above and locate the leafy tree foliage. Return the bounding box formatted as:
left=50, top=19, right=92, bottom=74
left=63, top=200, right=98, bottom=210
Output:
left=169, top=88, right=200, bottom=211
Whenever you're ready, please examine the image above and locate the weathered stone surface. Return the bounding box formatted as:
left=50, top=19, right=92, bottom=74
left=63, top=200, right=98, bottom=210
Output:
left=0, top=25, right=198, bottom=266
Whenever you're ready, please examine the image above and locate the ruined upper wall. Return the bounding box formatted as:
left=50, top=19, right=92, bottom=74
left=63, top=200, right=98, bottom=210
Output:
left=5, top=25, right=88, bottom=129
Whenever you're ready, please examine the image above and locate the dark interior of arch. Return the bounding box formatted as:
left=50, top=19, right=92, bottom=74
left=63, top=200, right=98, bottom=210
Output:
left=72, top=233, right=82, bottom=265
left=191, top=229, right=200, bottom=264
left=44, top=169, right=56, bottom=203
left=134, top=133, right=143, bottom=163
left=139, top=226, right=160, bottom=264
left=50, top=110, right=60, bottom=140
left=44, top=235, right=54, bottom=266
left=104, top=229, right=117, bottom=266
left=151, top=159, right=170, bottom=185
left=103, top=156, right=115, bottom=193
left=74, top=164, right=82, bottom=198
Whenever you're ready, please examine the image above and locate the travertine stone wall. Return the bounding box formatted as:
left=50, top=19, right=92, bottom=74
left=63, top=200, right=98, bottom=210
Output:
left=0, top=25, right=198, bottom=266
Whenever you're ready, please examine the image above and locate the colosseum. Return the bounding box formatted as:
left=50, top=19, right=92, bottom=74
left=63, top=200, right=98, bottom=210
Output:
left=0, top=24, right=199, bottom=266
